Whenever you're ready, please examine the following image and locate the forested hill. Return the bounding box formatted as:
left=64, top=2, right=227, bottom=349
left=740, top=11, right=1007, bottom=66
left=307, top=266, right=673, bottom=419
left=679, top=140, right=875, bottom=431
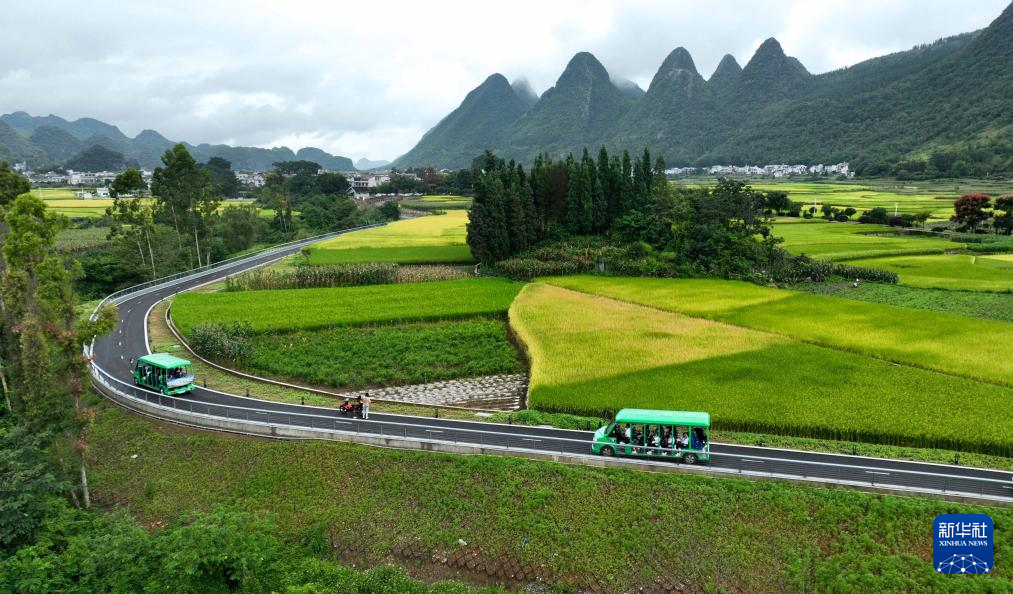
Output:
left=393, top=3, right=1013, bottom=175
left=0, top=112, right=356, bottom=171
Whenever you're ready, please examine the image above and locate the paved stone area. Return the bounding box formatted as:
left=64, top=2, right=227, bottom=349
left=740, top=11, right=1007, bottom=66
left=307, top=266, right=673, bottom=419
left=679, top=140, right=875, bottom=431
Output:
left=340, top=373, right=527, bottom=410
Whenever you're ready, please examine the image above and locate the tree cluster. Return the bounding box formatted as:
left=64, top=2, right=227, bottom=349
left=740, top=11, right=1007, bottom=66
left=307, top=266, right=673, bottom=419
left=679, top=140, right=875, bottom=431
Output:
left=951, top=193, right=1013, bottom=234
left=467, top=148, right=783, bottom=278
left=84, top=147, right=380, bottom=298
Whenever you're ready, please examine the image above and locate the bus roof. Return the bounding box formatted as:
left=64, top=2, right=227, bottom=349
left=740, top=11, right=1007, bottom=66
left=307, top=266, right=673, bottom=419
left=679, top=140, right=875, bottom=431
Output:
left=614, top=409, right=710, bottom=427
left=137, top=353, right=191, bottom=369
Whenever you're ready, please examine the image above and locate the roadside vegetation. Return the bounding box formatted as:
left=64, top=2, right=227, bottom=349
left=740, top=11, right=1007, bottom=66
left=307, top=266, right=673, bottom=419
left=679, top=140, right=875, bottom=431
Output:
left=510, top=283, right=1013, bottom=455
left=86, top=405, right=1013, bottom=593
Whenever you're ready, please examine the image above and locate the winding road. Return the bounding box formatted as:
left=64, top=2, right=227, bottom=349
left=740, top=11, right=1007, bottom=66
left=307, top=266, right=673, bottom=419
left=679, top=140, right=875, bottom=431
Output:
left=90, top=232, right=1013, bottom=503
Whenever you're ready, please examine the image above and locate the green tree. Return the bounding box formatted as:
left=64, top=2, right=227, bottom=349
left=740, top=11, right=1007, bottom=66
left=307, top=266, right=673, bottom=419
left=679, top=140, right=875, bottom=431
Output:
left=0, top=161, right=31, bottom=206
left=951, top=194, right=992, bottom=232
left=272, top=160, right=321, bottom=176
left=106, top=193, right=159, bottom=280
left=0, top=423, right=65, bottom=552
left=204, top=157, right=240, bottom=198
left=110, top=168, right=146, bottom=197
left=0, top=194, right=117, bottom=507
left=993, top=194, right=1013, bottom=235
left=378, top=201, right=400, bottom=221
left=151, top=144, right=220, bottom=267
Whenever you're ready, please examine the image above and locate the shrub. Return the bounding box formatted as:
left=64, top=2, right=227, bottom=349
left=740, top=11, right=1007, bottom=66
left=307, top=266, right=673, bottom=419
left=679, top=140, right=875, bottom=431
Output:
left=188, top=322, right=254, bottom=363
left=763, top=253, right=898, bottom=284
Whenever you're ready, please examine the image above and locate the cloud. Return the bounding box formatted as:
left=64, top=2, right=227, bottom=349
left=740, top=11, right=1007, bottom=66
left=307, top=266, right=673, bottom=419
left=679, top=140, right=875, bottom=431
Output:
left=0, top=0, right=1006, bottom=161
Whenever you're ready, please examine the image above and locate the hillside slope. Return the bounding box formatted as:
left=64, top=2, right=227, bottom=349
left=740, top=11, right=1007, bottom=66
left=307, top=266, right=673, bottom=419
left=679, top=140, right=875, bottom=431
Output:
left=394, top=4, right=1012, bottom=169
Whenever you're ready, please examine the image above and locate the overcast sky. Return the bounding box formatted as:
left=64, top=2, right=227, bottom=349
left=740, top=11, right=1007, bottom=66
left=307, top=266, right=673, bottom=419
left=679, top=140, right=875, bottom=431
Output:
left=1, top=0, right=1007, bottom=162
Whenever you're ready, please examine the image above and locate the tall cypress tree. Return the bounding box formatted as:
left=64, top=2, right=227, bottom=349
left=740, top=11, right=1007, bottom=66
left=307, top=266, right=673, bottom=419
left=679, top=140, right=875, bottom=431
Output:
left=505, top=166, right=526, bottom=254
left=619, top=150, right=634, bottom=218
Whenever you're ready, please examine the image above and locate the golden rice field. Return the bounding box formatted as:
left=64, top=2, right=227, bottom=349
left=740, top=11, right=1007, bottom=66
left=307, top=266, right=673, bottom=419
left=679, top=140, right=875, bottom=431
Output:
left=510, top=281, right=1013, bottom=455
left=305, top=210, right=473, bottom=264
left=543, top=275, right=1013, bottom=387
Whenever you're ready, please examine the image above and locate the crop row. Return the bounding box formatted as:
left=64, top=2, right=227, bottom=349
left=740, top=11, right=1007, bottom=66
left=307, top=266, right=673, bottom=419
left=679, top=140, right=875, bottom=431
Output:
left=544, top=276, right=1013, bottom=388
left=226, top=263, right=468, bottom=291
left=172, top=277, right=523, bottom=334
left=511, top=283, right=1013, bottom=456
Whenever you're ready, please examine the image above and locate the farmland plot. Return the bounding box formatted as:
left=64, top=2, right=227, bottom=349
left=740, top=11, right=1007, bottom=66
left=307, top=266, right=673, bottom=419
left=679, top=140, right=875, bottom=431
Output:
left=306, top=211, right=473, bottom=264
left=544, top=276, right=1013, bottom=388
left=172, top=277, right=522, bottom=334
left=511, top=283, right=1013, bottom=455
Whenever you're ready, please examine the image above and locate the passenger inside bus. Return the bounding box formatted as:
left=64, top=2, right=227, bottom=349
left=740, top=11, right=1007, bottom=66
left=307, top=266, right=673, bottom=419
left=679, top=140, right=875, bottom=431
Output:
left=680, top=432, right=690, bottom=448
left=692, top=427, right=706, bottom=449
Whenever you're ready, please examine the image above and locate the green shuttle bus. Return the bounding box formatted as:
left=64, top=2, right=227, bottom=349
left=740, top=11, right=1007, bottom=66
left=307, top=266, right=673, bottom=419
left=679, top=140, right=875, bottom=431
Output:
left=592, top=408, right=710, bottom=464
left=132, top=353, right=195, bottom=395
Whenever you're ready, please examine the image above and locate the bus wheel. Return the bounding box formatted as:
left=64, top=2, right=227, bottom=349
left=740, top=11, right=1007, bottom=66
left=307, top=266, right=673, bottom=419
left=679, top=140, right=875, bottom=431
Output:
left=600, top=446, right=615, bottom=457
left=683, top=453, right=698, bottom=465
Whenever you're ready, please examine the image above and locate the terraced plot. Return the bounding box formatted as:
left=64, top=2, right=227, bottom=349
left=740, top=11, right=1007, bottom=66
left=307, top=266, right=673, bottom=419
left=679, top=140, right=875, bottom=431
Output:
left=773, top=220, right=964, bottom=260
left=544, top=276, right=1013, bottom=387
left=248, top=318, right=523, bottom=388
left=173, top=277, right=521, bottom=334
left=306, top=210, right=473, bottom=264
left=511, top=283, right=1013, bottom=455
left=172, top=277, right=525, bottom=390
left=847, top=253, right=1013, bottom=292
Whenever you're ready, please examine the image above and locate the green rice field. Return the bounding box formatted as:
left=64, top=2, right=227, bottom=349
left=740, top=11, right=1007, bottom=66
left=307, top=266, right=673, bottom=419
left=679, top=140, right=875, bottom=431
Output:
left=543, top=276, right=1013, bottom=387
left=511, top=282, right=1013, bottom=455
left=674, top=178, right=1013, bottom=220
left=247, top=318, right=523, bottom=388
left=847, top=253, right=1013, bottom=292
left=172, top=277, right=522, bottom=334
left=306, top=210, right=474, bottom=264
left=401, top=195, right=473, bottom=211
left=772, top=220, right=964, bottom=261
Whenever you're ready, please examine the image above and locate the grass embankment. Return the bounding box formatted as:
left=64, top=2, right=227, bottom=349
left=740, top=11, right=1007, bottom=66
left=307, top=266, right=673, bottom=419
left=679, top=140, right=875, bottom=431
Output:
left=790, top=281, right=1013, bottom=322
left=511, top=283, right=1013, bottom=455
left=773, top=221, right=964, bottom=261
left=544, top=276, right=1013, bottom=388
left=847, top=253, right=1013, bottom=292
left=306, top=211, right=473, bottom=264
left=89, top=406, right=1012, bottom=593
left=171, top=278, right=525, bottom=390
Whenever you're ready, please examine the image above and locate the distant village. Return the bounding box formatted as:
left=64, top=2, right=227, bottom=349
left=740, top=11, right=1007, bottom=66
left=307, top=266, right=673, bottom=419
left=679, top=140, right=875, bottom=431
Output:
left=665, top=162, right=854, bottom=178
left=11, top=161, right=424, bottom=201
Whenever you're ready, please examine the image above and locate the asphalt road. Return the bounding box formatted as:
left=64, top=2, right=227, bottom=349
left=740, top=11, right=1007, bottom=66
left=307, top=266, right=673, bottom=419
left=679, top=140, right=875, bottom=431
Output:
left=91, top=236, right=1013, bottom=502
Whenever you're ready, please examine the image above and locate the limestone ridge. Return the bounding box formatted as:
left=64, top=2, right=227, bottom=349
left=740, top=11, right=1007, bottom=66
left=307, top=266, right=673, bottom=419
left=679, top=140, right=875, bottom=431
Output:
left=389, top=3, right=1013, bottom=168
